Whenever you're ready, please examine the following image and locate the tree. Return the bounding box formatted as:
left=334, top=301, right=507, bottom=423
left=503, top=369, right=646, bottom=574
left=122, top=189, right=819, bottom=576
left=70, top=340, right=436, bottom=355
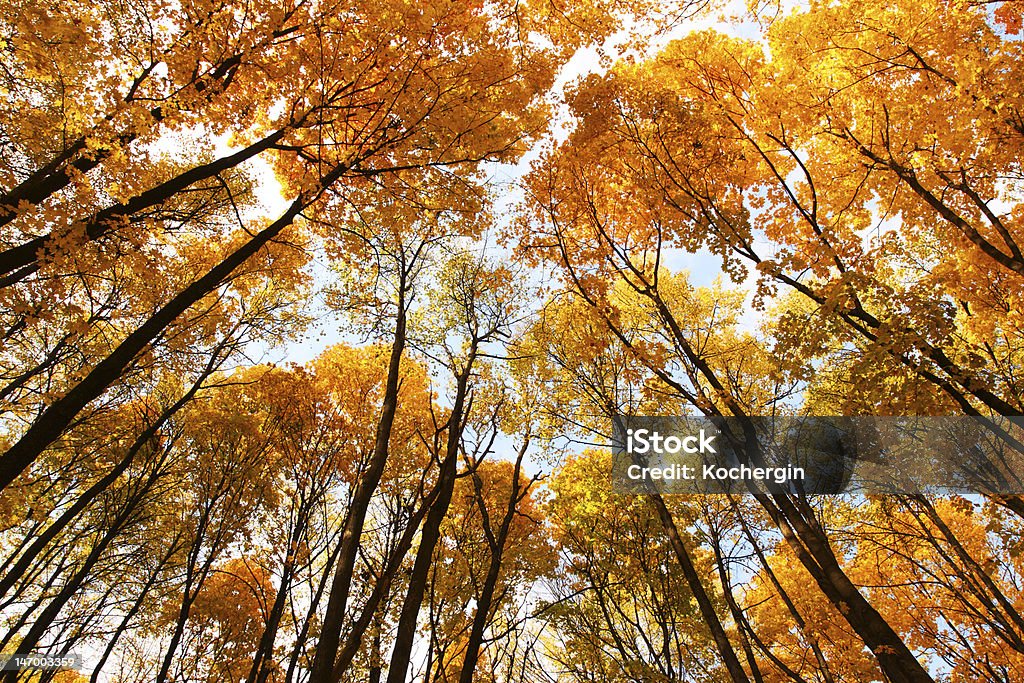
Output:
left=1, top=0, right=605, bottom=491
left=7, top=1, right=1024, bottom=682
left=519, top=87, right=937, bottom=680
left=545, top=448, right=729, bottom=683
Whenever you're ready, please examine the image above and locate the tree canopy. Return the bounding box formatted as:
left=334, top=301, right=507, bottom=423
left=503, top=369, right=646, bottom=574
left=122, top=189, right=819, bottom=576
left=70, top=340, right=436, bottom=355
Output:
left=2, top=0, right=1023, bottom=682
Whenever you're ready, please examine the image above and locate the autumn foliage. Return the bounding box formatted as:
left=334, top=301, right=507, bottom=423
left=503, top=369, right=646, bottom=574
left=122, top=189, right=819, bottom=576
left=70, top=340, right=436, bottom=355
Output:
left=1, top=0, right=1023, bottom=682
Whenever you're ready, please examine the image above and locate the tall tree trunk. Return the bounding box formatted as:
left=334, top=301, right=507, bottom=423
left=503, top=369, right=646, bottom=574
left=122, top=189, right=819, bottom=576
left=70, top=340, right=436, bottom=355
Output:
left=0, top=458, right=166, bottom=683
left=247, top=510, right=309, bottom=683
left=385, top=361, right=473, bottom=683
left=308, top=297, right=409, bottom=683
left=729, top=497, right=837, bottom=683
left=708, top=518, right=765, bottom=683
left=457, top=441, right=531, bottom=683
left=89, top=531, right=184, bottom=683
left=759, top=491, right=935, bottom=683
left=285, top=536, right=347, bottom=683
left=0, top=349, right=222, bottom=599
left=331, top=480, right=440, bottom=679
left=155, top=505, right=224, bottom=683
left=651, top=493, right=751, bottom=683
left=0, top=128, right=288, bottom=287
left=644, top=286, right=934, bottom=683
left=0, top=555, right=71, bottom=653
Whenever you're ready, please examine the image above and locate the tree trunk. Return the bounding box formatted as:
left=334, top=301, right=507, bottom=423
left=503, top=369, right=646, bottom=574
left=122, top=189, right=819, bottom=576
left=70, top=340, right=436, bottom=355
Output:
left=247, top=511, right=308, bottom=683
left=0, top=162, right=347, bottom=491
left=0, top=128, right=288, bottom=286
left=730, top=497, right=836, bottom=683
left=760, top=492, right=935, bottom=683
left=0, top=354, right=220, bottom=599
left=308, top=297, right=409, bottom=683
left=651, top=493, right=751, bottom=683
left=331, top=480, right=440, bottom=679
left=457, top=441, right=531, bottom=683
left=384, top=363, right=472, bottom=683
left=0, top=460, right=165, bottom=683
left=89, top=532, right=183, bottom=683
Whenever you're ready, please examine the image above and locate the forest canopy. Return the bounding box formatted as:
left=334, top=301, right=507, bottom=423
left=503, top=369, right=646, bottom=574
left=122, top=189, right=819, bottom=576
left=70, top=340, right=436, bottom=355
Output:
left=2, top=0, right=1024, bottom=681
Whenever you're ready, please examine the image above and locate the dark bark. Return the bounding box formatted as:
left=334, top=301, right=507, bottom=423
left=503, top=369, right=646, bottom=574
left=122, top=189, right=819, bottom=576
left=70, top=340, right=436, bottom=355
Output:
left=0, top=345, right=224, bottom=600
left=708, top=519, right=765, bottom=683
left=903, top=495, right=1024, bottom=652
left=331, top=483, right=440, bottom=678
left=247, top=508, right=310, bottom=683
left=651, top=493, right=751, bottom=683
left=0, top=162, right=347, bottom=491
left=0, top=136, right=111, bottom=231
left=89, top=531, right=184, bottom=683
left=456, top=441, right=532, bottom=683
left=0, top=36, right=267, bottom=234
left=285, top=537, right=347, bottom=683
left=0, top=554, right=71, bottom=653
left=730, top=497, right=837, bottom=683
left=307, top=293, right=409, bottom=683
left=625, top=263, right=935, bottom=683
left=384, top=356, right=474, bottom=683
left=155, top=484, right=236, bottom=683
left=0, top=128, right=288, bottom=287
left=759, top=491, right=935, bottom=683
left=0, top=448, right=169, bottom=683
